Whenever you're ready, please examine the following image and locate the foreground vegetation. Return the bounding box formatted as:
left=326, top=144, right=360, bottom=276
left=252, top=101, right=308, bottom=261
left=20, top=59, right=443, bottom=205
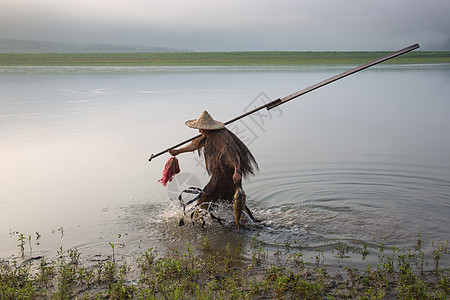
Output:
left=1, top=235, right=448, bottom=299
left=0, top=51, right=449, bottom=66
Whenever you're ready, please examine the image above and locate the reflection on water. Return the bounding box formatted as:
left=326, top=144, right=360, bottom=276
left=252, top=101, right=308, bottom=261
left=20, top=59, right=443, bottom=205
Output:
left=1, top=65, right=449, bottom=267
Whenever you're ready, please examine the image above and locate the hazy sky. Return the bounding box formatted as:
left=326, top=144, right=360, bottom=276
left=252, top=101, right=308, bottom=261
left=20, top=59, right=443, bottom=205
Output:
left=1, top=0, right=449, bottom=51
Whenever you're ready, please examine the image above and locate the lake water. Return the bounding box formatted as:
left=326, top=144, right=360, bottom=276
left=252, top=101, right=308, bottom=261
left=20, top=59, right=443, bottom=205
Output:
left=1, top=64, right=449, bottom=268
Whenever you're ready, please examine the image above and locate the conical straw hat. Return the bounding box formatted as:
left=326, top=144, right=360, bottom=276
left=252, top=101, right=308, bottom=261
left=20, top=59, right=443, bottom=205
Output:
left=185, top=111, right=224, bottom=130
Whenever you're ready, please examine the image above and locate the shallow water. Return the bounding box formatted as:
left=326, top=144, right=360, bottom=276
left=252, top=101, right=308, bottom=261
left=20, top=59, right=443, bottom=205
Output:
left=1, top=64, right=449, bottom=267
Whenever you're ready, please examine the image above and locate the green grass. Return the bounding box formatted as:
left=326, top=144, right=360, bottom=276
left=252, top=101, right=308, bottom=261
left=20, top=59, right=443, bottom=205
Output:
left=0, top=236, right=448, bottom=299
left=0, top=51, right=449, bottom=66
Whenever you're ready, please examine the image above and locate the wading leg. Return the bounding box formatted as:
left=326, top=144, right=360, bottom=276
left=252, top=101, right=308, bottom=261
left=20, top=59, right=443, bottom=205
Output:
left=245, top=205, right=262, bottom=223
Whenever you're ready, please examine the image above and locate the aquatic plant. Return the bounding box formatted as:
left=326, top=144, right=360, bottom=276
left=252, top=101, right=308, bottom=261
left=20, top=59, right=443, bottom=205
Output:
left=109, top=242, right=116, bottom=263
left=0, top=236, right=448, bottom=299
left=249, top=235, right=268, bottom=266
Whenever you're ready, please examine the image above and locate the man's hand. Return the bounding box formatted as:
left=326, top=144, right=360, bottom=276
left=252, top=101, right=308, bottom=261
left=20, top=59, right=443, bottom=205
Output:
left=233, top=169, right=242, bottom=184
left=168, top=149, right=179, bottom=156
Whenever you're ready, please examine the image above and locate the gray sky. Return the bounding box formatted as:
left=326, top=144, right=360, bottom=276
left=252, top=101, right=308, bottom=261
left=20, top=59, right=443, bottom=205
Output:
left=1, top=0, right=449, bottom=51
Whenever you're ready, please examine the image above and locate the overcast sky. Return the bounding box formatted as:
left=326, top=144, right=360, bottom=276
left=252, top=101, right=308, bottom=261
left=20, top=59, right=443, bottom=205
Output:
left=1, top=0, right=449, bottom=51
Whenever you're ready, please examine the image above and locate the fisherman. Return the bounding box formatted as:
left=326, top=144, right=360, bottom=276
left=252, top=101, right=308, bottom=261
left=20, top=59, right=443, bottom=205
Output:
left=169, top=111, right=258, bottom=229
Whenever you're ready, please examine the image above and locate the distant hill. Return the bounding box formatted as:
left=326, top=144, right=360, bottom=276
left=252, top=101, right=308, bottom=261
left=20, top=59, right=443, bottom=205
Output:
left=0, top=39, right=193, bottom=53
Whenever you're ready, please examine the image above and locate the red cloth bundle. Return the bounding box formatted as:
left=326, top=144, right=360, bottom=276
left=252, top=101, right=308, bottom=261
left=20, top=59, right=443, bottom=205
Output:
left=158, top=156, right=180, bottom=186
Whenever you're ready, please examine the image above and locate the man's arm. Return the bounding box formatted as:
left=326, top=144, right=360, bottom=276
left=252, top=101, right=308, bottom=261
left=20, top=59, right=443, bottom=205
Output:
left=168, top=140, right=197, bottom=156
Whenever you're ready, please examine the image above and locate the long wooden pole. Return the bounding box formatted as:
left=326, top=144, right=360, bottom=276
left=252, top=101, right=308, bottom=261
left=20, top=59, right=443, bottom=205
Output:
left=148, top=43, right=419, bottom=162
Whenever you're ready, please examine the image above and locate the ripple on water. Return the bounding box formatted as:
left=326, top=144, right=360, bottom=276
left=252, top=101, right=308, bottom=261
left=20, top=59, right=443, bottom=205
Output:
left=244, top=161, right=450, bottom=246
left=107, top=160, right=449, bottom=266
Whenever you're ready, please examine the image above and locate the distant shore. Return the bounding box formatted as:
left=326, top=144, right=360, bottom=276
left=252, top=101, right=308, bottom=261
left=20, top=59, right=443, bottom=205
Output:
left=1, top=51, right=449, bottom=66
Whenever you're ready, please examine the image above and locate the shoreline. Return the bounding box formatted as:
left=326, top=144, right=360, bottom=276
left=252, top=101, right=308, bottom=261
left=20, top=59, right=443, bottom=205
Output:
left=1, top=51, right=449, bottom=66
left=1, top=236, right=448, bottom=299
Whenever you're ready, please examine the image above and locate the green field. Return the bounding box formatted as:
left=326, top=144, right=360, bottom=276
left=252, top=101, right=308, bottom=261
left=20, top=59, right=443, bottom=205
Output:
left=0, top=51, right=449, bottom=66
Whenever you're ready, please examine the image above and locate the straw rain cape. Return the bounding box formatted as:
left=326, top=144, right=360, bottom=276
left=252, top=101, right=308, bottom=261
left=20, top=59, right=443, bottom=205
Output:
left=194, top=128, right=258, bottom=205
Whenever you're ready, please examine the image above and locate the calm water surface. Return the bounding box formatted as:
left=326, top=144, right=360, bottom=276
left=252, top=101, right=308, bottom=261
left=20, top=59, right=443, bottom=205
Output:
left=1, top=64, right=449, bottom=267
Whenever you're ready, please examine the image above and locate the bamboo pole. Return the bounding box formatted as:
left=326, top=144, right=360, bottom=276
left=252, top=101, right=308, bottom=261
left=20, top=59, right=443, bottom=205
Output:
left=148, top=44, right=419, bottom=162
